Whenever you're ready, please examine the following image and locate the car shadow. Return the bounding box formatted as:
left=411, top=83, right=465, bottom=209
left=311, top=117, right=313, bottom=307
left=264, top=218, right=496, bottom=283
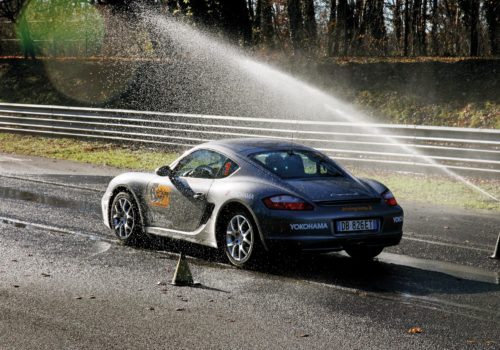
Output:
left=149, top=237, right=500, bottom=299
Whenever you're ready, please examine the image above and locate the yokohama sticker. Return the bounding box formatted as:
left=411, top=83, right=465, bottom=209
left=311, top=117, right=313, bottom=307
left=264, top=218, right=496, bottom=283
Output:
left=290, top=222, right=329, bottom=230
left=393, top=216, right=403, bottom=223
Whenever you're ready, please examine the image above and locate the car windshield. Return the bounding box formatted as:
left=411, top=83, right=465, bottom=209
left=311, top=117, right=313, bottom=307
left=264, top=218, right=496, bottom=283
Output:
left=250, top=150, right=344, bottom=179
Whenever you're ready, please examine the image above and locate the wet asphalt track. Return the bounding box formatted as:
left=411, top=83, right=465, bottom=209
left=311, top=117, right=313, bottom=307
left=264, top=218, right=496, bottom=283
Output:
left=0, top=153, right=499, bottom=349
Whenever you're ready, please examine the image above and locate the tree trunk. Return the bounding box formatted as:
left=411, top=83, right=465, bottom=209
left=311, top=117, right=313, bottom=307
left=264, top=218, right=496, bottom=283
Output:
left=458, top=0, right=480, bottom=56
left=394, top=0, right=403, bottom=52
left=190, top=0, right=210, bottom=25
left=421, top=0, right=427, bottom=55
left=344, top=1, right=355, bottom=55
left=334, top=0, right=347, bottom=55
left=404, top=0, right=410, bottom=56
left=287, top=0, right=304, bottom=53
left=354, top=0, right=366, bottom=54
left=247, top=0, right=254, bottom=23
left=431, top=0, right=438, bottom=55
left=372, top=0, right=386, bottom=42
left=412, top=0, right=421, bottom=55
left=327, top=0, right=337, bottom=56
left=469, top=0, right=479, bottom=56
left=303, top=0, right=317, bottom=51
left=261, top=0, right=274, bottom=46
left=484, top=0, right=499, bottom=56
left=455, top=3, right=460, bottom=55
left=255, top=0, right=262, bottom=32
left=219, top=0, right=252, bottom=45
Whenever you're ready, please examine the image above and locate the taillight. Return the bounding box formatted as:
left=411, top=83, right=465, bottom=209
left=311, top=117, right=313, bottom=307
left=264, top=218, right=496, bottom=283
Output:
left=263, top=195, right=313, bottom=211
left=382, top=190, right=398, bottom=206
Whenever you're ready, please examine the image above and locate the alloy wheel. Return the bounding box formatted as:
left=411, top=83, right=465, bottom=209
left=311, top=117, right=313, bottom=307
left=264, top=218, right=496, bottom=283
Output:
left=226, top=214, right=254, bottom=262
left=112, top=197, right=135, bottom=239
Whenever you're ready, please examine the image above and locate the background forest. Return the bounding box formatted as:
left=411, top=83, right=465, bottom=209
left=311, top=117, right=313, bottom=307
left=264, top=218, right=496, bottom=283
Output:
left=0, top=0, right=498, bottom=58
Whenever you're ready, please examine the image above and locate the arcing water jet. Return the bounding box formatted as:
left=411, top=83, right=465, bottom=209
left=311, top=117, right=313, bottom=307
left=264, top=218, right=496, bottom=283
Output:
left=141, top=11, right=498, bottom=202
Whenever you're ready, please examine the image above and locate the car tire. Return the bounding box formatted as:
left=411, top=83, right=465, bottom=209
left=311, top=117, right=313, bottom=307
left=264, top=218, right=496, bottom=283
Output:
left=110, top=192, right=146, bottom=246
left=345, top=246, right=384, bottom=260
left=220, top=209, right=263, bottom=268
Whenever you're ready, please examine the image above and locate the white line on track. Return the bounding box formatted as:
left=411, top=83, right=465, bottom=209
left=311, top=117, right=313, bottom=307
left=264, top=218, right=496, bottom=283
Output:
left=0, top=174, right=102, bottom=192
left=0, top=215, right=117, bottom=243
left=0, top=155, right=30, bottom=162
left=403, top=236, right=491, bottom=253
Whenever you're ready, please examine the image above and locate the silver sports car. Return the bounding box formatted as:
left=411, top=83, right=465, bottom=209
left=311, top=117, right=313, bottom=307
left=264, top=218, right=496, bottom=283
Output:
left=102, top=138, right=404, bottom=267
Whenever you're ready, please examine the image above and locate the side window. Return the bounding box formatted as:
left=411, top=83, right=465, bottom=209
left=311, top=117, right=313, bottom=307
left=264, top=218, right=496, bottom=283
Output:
left=302, top=154, right=317, bottom=175
left=216, top=159, right=239, bottom=178
left=173, top=149, right=226, bottom=179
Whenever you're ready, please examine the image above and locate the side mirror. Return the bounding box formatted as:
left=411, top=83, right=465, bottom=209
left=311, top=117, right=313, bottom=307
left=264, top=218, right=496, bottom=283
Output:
left=155, top=165, right=172, bottom=177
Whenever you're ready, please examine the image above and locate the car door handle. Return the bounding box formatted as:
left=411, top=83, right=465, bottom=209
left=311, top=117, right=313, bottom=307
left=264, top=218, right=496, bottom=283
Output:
left=193, top=193, right=206, bottom=200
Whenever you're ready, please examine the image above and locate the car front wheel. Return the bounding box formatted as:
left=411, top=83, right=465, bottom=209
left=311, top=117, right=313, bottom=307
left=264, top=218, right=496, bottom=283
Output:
left=110, top=192, right=145, bottom=245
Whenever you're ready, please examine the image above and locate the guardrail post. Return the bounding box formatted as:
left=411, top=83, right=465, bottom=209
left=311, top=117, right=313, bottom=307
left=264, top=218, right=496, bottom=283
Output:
left=490, top=232, right=500, bottom=259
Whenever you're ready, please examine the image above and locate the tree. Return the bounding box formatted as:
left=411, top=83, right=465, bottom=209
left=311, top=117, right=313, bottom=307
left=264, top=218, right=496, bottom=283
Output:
left=372, top=0, right=387, bottom=48
left=219, top=0, right=252, bottom=44
left=0, top=0, right=35, bottom=59
left=393, top=0, right=403, bottom=52
left=412, top=0, right=422, bottom=54
left=458, top=0, right=480, bottom=56
left=431, top=0, right=438, bottom=55
left=260, top=0, right=275, bottom=46
left=333, top=0, right=346, bottom=55
left=287, top=0, right=304, bottom=52
left=484, top=0, right=499, bottom=55
left=0, top=0, right=24, bottom=22
left=327, top=0, right=337, bottom=55
left=303, top=0, right=317, bottom=51
left=470, top=0, right=480, bottom=56
left=421, top=0, right=428, bottom=55
left=404, top=0, right=410, bottom=55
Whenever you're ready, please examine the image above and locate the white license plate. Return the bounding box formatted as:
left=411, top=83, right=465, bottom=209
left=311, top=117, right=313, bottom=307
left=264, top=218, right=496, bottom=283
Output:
left=336, top=219, right=379, bottom=233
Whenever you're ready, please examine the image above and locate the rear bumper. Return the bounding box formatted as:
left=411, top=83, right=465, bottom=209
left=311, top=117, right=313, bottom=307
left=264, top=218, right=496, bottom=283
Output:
left=266, top=231, right=403, bottom=252
left=253, top=203, right=404, bottom=252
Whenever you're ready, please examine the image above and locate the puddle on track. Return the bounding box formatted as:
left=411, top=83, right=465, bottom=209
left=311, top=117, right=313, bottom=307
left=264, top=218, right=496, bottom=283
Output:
left=0, top=186, right=88, bottom=210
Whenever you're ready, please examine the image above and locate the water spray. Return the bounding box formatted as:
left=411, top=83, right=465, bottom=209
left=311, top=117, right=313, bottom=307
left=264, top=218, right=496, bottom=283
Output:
left=239, top=58, right=499, bottom=203
left=322, top=105, right=500, bottom=202
left=141, top=12, right=498, bottom=203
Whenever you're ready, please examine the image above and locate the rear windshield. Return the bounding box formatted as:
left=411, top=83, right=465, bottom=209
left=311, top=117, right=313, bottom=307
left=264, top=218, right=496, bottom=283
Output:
left=249, top=150, right=344, bottom=179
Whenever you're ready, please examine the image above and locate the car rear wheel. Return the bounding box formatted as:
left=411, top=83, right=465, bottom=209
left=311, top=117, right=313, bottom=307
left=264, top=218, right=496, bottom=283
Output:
left=110, top=192, right=145, bottom=245
left=345, top=246, right=384, bottom=260
left=222, top=210, right=262, bottom=268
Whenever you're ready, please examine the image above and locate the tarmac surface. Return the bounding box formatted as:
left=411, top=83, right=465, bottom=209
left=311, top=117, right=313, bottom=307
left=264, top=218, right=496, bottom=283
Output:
left=0, top=153, right=499, bottom=349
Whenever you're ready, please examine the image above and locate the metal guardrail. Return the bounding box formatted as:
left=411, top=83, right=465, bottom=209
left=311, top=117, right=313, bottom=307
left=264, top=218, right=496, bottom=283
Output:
left=0, top=102, right=499, bottom=176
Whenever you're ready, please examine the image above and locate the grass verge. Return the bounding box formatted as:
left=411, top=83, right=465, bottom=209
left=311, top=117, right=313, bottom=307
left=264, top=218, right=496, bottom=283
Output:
left=1, top=132, right=498, bottom=211
left=0, top=133, right=178, bottom=170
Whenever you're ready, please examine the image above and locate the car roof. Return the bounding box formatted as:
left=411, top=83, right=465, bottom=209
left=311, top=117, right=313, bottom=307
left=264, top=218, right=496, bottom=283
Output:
left=201, top=138, right=313, bottom=156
